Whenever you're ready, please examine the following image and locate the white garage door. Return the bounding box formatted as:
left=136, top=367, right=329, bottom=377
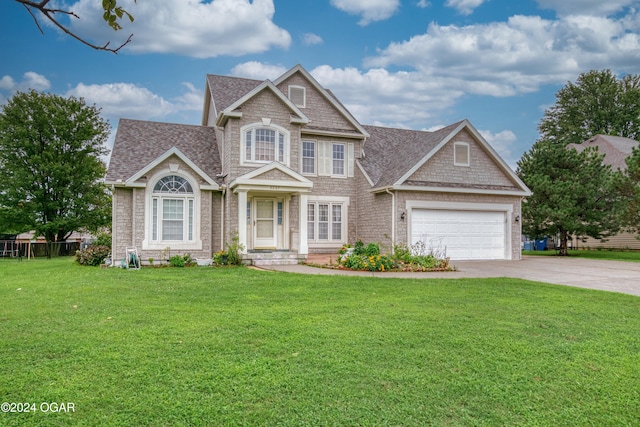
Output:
left=411, top=209, right=506, bottom=260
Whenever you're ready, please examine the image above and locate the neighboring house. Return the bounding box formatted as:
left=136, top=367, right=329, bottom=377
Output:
left=569, top=134, right=640, bottom=250
left=105, top=65, right=531, bottom=265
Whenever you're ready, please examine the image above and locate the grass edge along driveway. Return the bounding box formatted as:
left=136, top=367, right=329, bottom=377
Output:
left=1, top=257, right=639, bottom=426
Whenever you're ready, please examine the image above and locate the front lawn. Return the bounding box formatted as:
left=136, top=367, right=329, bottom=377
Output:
left=1, top=258, right=639, bottom=426
left=523, top=249, right=640, bottom=262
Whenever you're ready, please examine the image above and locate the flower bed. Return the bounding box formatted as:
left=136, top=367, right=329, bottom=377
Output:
left=328, top=240, right=452, bottom=272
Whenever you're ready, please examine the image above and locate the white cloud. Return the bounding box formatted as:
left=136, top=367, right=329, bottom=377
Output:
left=445, top=0, right=485, bottom=16
left=310, top=65, right=464, bottom=127
left=0, top=76, right=15, bottom=91
left=0, top=72, right=51, bottom=105
left=416, top=1, right=431, bottom=9
left=330, top=0, right=400, bottom=25
left=66, top=83, right=176, bottom=120
left=173, top=82, right=204, bottom=112
left=0, top=72, right=51, bottom=93
left=364, top=13, right=640, bottom=97
left=231, top=62, right=288, bottom=80
left=478, top=129, right=518, bottom=169
left=535, top=0, right=639, bottom=17
left=67, top=0, right=291, bottom=58
left=302, top=33, right=323, bottom=46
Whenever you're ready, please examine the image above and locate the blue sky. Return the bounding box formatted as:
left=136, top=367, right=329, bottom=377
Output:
left=2, top=0, right=640, bottom=168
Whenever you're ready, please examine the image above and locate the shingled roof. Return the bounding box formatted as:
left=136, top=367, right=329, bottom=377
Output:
left=569, top=134, right=639, bottom=171
left=206, top=74, right=262, bottom=115
left=106, top=119, right=220, bottom=183
left=359, top=121, right=464, bottom=188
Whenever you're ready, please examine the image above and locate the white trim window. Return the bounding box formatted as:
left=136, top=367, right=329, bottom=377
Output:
left=302, top=140, right=316, bottom=175
left=151, top=175, right=195, bottom=243
left=316, top=141, right=354, bottom=178
left=243, top=124, right=289, bottom=165
left=454, top=142, right=470, bottom=167
left=307, top=200, right=346, bottom=243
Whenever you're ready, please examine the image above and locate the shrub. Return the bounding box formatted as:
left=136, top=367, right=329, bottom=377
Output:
left=75, top=245, right=111, bottom=266
left=168, top=254, right=195, bottom=267
left=224, top=231, right=245, bottom=266
left=169, top=255, right=185, bottom=267
left=94, top=231, right=112, bottom=249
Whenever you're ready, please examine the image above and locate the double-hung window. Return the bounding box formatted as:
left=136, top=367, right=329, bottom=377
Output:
left=307, top=201, right=344, bottom=243
left=243, top=125, right=288, bottom=165
left=302, top=140, right=316, bottom=174
left=332, top=144, right=345, bottom=176
left=308, top=141, right=354, bottom=177
left=151, top=175, right=195, bottom=242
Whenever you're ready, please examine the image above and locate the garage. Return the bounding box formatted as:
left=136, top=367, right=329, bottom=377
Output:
left=410, top=209, right=507, bottom=260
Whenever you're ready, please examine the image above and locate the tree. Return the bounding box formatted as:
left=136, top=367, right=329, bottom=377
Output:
left=0, top=90, right=111, bottom=256
left=517, top=139, right=621, bottom=255
left=616, top=146, right=640, bottom=234
left=539, top=69, right=640, bottom=146
left=16, top=0, right=136, bottom=53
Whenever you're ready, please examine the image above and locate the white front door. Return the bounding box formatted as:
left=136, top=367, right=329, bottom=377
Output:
left=254, top=198, right=277, bottom=248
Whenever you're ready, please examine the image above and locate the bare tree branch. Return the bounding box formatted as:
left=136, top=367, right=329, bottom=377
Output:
left=16, top=0, right=135, bottom=54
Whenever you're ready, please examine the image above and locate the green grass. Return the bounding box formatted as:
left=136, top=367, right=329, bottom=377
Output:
left=1, top=258, right=639, bottom=426
left=523, top=249, right=640, bottom=262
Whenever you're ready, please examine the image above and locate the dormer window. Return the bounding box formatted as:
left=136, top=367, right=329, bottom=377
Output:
left=454, top=142, right=470, bottom=167
left=242, top=123, right=289, bottom=166
left=289, top=85, right=306, bottom=108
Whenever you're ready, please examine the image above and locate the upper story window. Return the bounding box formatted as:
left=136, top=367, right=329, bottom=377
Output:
left=302, top=140, right=316, bottom=174
left=454, top=142, right=470, bottom=167
left=242, top=124, right=289, bottom=166
left=289, top=85, right=306, bottom=108
left=302, top=140, right=354, bottom=178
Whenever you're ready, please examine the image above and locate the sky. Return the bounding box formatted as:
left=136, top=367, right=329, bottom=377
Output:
left=2, top=0, right=640, bottom=169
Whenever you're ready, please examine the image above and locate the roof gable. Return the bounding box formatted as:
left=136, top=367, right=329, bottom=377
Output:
left=214, top=79, right=309, bottom=127
left=106, top=119, right=220, bottom=185
left=126, top=147, right=219, bottom=189
left=229, top=162, right=313, bottom=192
left=359, top=120, right=530, bottom=195
left=274, top=65, right=369, bottom=138
left=569, top=134, right=639, bottom=170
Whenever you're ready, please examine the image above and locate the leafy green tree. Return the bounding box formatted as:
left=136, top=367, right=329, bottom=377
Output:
left=0, top=90, right=111, bottom=256
left=518, top=69, right=640, bottom=255
left=539, top=69, right=640, bottom=146
left=517, top=139, right=621, bottom=256
left=15, top=0, right=136, bottom=53
left=616, top=147, right=640, bottom=234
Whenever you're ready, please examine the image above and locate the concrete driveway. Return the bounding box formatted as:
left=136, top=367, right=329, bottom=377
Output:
left=262, top=256, right=640, bottom=297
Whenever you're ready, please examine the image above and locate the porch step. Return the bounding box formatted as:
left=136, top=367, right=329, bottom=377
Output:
left=244, top=251, right=306, bottom=266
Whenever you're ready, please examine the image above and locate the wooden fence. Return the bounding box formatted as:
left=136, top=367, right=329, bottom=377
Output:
left=0, top=240, right=81, bottom=259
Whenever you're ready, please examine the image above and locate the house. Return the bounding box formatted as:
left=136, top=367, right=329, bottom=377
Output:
left=105, top=64, right=531, bottom=265
left=568, top=134, right=640, bottom=250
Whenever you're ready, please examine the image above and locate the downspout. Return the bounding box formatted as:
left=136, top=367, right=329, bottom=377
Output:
left=220, top=186, right=226, bottom=252
left=385, top=188, right=395, bottom=249
left=111, top=184, right=116, bottom=267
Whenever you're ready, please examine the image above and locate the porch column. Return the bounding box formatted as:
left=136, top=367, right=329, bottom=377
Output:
left=237, top=190, right=248, bottom=254
left=299, top=193, right=308, bottom=255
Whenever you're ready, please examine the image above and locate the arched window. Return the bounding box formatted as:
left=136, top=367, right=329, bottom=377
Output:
left=151, top=175, right=195, bottom=242
left=153, top=175, right=193, bottom=193
left=242, top=124, right=289, bottom=165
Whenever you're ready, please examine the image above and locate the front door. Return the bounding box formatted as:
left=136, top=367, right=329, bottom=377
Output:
left=254, top=198, right=277, bottom=248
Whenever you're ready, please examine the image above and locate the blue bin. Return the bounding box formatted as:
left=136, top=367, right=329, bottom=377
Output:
left=523, top=241, right=534, bottom=251
left=535, top=238, right=548, bottom=251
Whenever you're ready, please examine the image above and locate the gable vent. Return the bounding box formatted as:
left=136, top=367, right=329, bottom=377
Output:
left=289, top=85, right=306, bottom=108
